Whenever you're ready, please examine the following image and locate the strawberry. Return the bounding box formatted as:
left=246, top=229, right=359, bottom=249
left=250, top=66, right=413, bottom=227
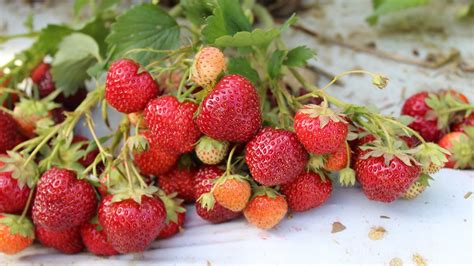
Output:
left=32, top=167, right=97, bottom=231
left=105, top=59, right=160, bottom=114
left=191, top=47, right=226, bottom=88
left=401, top=92, right=443, bottom=142
left=281, top=171, right=332, bottom=212
left=0, top=214, right=34, bottom=255
left=133, top=131, right=179, bottom=176
left=194, top=166, right=240, bottom=223
left=195, top=135, right=229, bottom=165
left=355, top=151, right=421, bottom=202
left=30, top=63, right=55, bottom=98
left=128, top=112, right=147, bottom=129
left=80, top=218, right=118, bottom=256
left=213, top=175, right=251, bottom=212
left=13, top=97, right=59, bottom=138
left=144, top=96, right=201, bottom=153
left=324, top=142, right=349, bottom=172
left=98, top=195, right=166, bottom=253
left=0, top=111, right=24, bottom=153
left=157, top=192, right=186, bottom=239
left=442, top=89, right=469, bottom=104
left=451, top=113, right=474, bottom=133
left=196, top=74, right=262, bottom=142
left=158, top=166, right=197, bottom=203
left=243, top=187, right=288, bottom=230
left=245, top=127, right=308, bottom=186
left=72, top=135, right=99, bottom=167
left=401, top=174, right=431, bottom=200
left=36, top=225, right=84, bottom=254
left=294, top=105, right=348, bottom=155
left=0, top=169, right=30, bottom=214
left=437, top=132, right=473, bottom=169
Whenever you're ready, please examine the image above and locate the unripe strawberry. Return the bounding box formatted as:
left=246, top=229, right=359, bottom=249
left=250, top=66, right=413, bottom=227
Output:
left=324, top=142, right=350, bottom=172
left=191, top=47, right=226, bottom=87
left=401, top=181, right=426, bottom=200
left=213, top=175, right=251, bottom=212
left=0, top=214, right=34, bottom=255
left=195, top=136, right=229, bottom=165
left=243, top=189, right=288, bottom=230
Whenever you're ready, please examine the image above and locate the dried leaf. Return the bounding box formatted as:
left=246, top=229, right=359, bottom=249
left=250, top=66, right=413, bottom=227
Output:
left=380, top=215, right=390, bottom=219
left=389, top=257, right=403, bottom=266
left=464, top=191, right=472, bottom=199
left=368, top=226, right=386, bottom=240
left=412, top=253, right=427, bottom=266
left=331, top=221, right=346, bottom=233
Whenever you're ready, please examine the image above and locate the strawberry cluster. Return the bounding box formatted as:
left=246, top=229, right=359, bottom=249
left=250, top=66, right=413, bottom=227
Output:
left=0, top=2, right=468, bottom=257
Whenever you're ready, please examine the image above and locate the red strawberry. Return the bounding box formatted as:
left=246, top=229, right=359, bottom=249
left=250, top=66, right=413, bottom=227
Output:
left=30, top=63, right=55, bottom=98
left=0, top=169, right=30, bottom=214
left=442, top=89, right=469, bottom=104
left=133, top=131, right=179, bottom=176
left=36, top=225, right=84, bottom=254
left=243, top=189, right=288, bottom=230
left=105, top=59, right=160, bottom=114
left=55, top=87, right=88, bottom=111
left=32, top=168, right=97, bottom=231
left=191, top=47, right=226, bottom=87
left=355, top=151, right=421, bottom=202
left=0, top=214, right=34, bottom=255
left=144, top=96, right=201, bottom=153
left=401, top=92, right=443, bottom=142
left=80, top=219, right=118, bottom=256
left=245, top=127, right=308, bottom=186
left=157, top=211, right=185, bottom=239
left=452, top=113, right=474, bottom=133
left=294, top=105, right=348, bottom=155
left=196, top=74, right=261, bottom=142
left=158, top=167, right=197, bottom=203
left=400, top=135, right=420, bottom=148
left=324, top=142, right=349, bottom=172
left=281, top=171, right=332, bottom=212
left=0, top=111, right=24, bottom=153
left=98, top=195, right=166, bottom=253
left=437, top=132, right=473, bottom=169
left=194, top=166, right=240, bottom=223
left=72, top=135, right=99, bottom=167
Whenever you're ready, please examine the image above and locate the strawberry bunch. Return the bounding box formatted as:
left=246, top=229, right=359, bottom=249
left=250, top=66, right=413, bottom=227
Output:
left=0, top=0, right=460, bottom=257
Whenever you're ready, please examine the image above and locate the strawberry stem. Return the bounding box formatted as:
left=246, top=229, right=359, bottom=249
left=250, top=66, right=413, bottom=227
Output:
left=18, top=185, right=35, bottom=223
left=225, top=145, right=238, bottom=176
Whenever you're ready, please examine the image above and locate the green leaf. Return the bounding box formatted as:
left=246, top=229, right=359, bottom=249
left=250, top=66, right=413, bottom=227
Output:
left=23, top=12, right=34, bottom=33
left=74, top=0, right=89, bottom=16
left=227, top=57, right=260, bottom=85
left=51, top=33, right=100, bottom=96
left=457, top=0, right=474, bottom=18
left=32, top=24, right=74, bottom=54
left=283, top=46, right=316, bottom=67
left=80, top=16, right=111, bottom=56
left=202, top=0, right=252, bottom=44
left=106, top=4, right=180, bottom=66
left=366, top=0, right=429, bottom=25
left=214, top=14, right=297, bottom=49
left=267, top=50, right=287, bottom=79
left=181, top=0, right=215, bottom=25
left=96, top=0, right=121, bottom=14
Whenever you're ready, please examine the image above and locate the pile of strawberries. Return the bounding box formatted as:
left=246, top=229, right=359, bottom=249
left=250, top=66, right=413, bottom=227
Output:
left=0, top=41, right=471, bottom=256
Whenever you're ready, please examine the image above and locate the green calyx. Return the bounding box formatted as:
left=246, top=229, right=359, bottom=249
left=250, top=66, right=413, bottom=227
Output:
left=360, top=143, right=418, bottom=167
left=371, top=74, right=389, bottom=89
left=339, top=167, right=356, bottom=186
left=0, top=151, right=39, bottom=189
left=415, top=173, right=433, bottom=187
left=424, top=92, right=473, bottom=131
left=157, top=190, right=186, bottom=224
left=251, top=186, right=280, bottom=200
left=197, top=191, right=216, bottom=211
left=449, top=134, right=474, bottom=168
left=299, top=105, right=347, bottom=128
left=127, top=134, right=149, bottom=153
left=14, top=96, right=60, bottom=117
left=196, top=135, right=229, bottom=154
left=39, top=134, right=87, bottom=176
left=0, top=214, right=35, bottom=239
left=307, top=155, right=326, bottom=171
left=412, top=143, right=450, bottom=173
left=110, top=185, right=159, bottom=204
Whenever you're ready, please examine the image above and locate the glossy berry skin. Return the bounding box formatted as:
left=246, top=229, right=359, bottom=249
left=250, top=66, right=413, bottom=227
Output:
left=243, top=195, right=288, bottom=230
left=159, top=167, right=197, bottom=203
left=30, top=63, right=55, bottom=98
left=0, top=216, right=33, bottom=255
left=0, top=111, right=24, bottom=154
left=213, top=178, right=251, bottom=212
left=401, top=92, right=442, bottom=142
left=196, top=74, right=262, bottom=142
left=133, top=131, right=179, bottom=176
left=355, top=152, right=421, bottom=203
left=80, top=221, right=118, bottom=256
left=245, top=127, right=308, bottom=186
left=194, top=166, right=240, bottom=223
left=401, top=181, right=426, bottom=200
left=437, top=132, right=468, bottom=168
left=105, top=59, right=159, bottom=114
left=32, top=168, right=97, bottom=231
left=452, top=113, right=474, bottom=133
left=157, top=211, right=185, bottom=239
left=98, top=195, right=166, bottom=254
left=0, top=171, right=30, bottom=214
left=281, top=172, right=332, bottom=212
left=294, top=112, right=348, bottom=155
left=36, top=225, right=84, bottom=254
left=144, top=96, right=201, bottom=153
left=324, top=142, right=349, bottom=172
left=191, top=47, right=226, bottom=87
